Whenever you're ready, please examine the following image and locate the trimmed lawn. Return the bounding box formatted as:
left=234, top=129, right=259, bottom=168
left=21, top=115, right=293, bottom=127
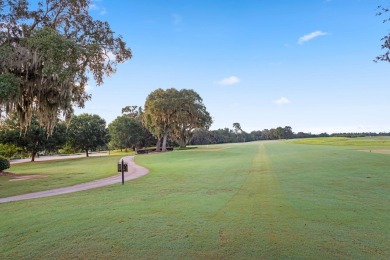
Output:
left=1, top=140, right=390, bottom=259
left=0, top=155, right=124, bottom=198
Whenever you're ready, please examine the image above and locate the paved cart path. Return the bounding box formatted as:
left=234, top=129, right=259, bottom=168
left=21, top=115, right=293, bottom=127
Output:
left=0, top=156, right=148, bottom=204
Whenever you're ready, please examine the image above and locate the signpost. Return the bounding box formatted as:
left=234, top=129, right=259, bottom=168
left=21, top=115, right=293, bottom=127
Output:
left=117, top=159, right=128, bottom=185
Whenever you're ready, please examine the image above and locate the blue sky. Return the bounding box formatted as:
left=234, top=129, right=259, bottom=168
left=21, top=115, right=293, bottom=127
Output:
left=76, top=0, right=390, bottom=134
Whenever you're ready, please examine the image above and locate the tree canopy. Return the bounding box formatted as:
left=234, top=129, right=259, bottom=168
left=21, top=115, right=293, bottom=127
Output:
left=143, top=88, right=212, bottom=150
left=67, top=113, right=108, bottom=157
left=108, top=115, right=144, bottom=152
left=143, top=89, right=173, bottom=151
left=0, top=0, right=131, bottom=134
left=0, top=113, right=67, bottom=161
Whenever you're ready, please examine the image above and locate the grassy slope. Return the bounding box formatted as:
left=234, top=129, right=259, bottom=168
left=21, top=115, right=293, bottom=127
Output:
left=1, top=141, right=390, bottom=259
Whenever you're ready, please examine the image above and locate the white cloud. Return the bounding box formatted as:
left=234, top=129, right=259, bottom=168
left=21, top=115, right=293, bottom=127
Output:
left=75, top=82, right=92, bottom=93
left=274, top=97, right=291, bottom=105
left=89, top=1, right=107, bottom=15
left=298, top=31, right=328, bottom=44
left=85, top=84, right=91, bottom=92
left=217, top=76, right=240, bottom=86
left=105, top=51, right=116, bottom=61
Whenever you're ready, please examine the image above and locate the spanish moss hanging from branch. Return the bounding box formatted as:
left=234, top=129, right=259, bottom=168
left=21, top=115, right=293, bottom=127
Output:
left=0, top=0, right=132, bottom=134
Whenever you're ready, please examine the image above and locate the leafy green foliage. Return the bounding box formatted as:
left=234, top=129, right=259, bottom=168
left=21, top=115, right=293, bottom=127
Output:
left=0, top=73, right=20, bottom=104
left=0, top=0, right=131, bottom=134
left=143, top=88, right=212, bottom=150
left=0, top=155, right=10, bottom=172
left=0, top=143, right=23, bottom=159
left=108, top=116, right=144, bottom=151
left=67, top=114, right=108, bottom=157
left=0, top=113, right=67, bottom=161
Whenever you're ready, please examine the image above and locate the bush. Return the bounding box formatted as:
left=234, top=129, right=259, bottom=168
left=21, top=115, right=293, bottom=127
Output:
left=0, top=156, right=10, bottom=172
left=0, top=143, right=22, bottom=159
left=58, top=143, right=77, bottom=154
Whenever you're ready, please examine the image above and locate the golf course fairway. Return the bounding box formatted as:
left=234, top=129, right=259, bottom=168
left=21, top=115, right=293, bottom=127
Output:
left=1, top=139, right=389, bottom=259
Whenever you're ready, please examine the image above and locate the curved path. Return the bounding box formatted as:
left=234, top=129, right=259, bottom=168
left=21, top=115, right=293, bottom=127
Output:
left=0, top=156, right=149, bottom=204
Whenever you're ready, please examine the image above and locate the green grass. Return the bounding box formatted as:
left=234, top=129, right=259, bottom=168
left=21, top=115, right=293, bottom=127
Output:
left=1, top=140, right=390, bottom=259
left=0, top=155, right=124, bottom=198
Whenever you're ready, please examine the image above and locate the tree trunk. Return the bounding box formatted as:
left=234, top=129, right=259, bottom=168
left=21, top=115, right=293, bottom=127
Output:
left=86, top=149, right=89, bottom=157
left=162, top=134, right=168, bottom=152
left=31, top=151, right=36, bottom=162
left=155, top=136, right=161, bottom=152
left=179, top=127, right=186, bottom=148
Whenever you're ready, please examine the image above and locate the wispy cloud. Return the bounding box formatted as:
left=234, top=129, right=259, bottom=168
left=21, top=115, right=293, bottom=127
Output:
left=89, top=1, right=107, bottom=15
left=298, top=31, right=328, bottom=44
left=274, top=97, right=291, bottom=105
left=217, top=76, right=240, bottom=86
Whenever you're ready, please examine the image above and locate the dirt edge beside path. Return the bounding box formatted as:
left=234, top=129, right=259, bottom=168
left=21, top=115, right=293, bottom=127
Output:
left=0, top=156, right=148, bottom=204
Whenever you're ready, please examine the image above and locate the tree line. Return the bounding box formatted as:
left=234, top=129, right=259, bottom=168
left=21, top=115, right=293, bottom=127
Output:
left=190, top=125, right=299, bottom=145
left=3, top=90, right=390, bottom=162
left=0, top=87, right=212, bottom=161
left=189, top=127, right=390, bottom=145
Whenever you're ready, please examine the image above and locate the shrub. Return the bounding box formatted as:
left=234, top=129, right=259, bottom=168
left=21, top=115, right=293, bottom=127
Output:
left=0, top=156, right=10, bottom=172
left=0, top=143, right=22, bottom=159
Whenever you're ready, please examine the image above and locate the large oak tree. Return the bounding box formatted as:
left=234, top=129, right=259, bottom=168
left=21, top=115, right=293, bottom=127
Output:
left=0, top=0, right=131, bottom=134
left=143, top=88, right=212, bottom=151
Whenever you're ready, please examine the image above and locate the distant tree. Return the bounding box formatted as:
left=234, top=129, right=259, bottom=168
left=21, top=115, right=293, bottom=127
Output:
left=233, top=123, right=242, bottom=133
left=283, top=126, right=294, bottom=139
left=108, top=116, right=144, bottom=151
left=272, top=127, right=283, bottom=139
left=67, top=114, right=108, bottom=157
left=0, top=0, right=131, bottom=134
left=261, top=129, right=272, bottom=140
left=210, top=128, right=235, bottom=144
left=0, top=113, right=66, bottom=161
left=233, top=122, right=247, bottom=142
left=190, top=128, right=212, bottom=145
left=119, top=105, right=156, bottom=148
left=250, top=130, right=263, bottom=141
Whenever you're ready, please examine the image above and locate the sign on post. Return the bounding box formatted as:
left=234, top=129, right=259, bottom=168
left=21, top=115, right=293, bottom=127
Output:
left=117, top=163, right=128, bottom=172
left=117, top=159, right=128, bottom=185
